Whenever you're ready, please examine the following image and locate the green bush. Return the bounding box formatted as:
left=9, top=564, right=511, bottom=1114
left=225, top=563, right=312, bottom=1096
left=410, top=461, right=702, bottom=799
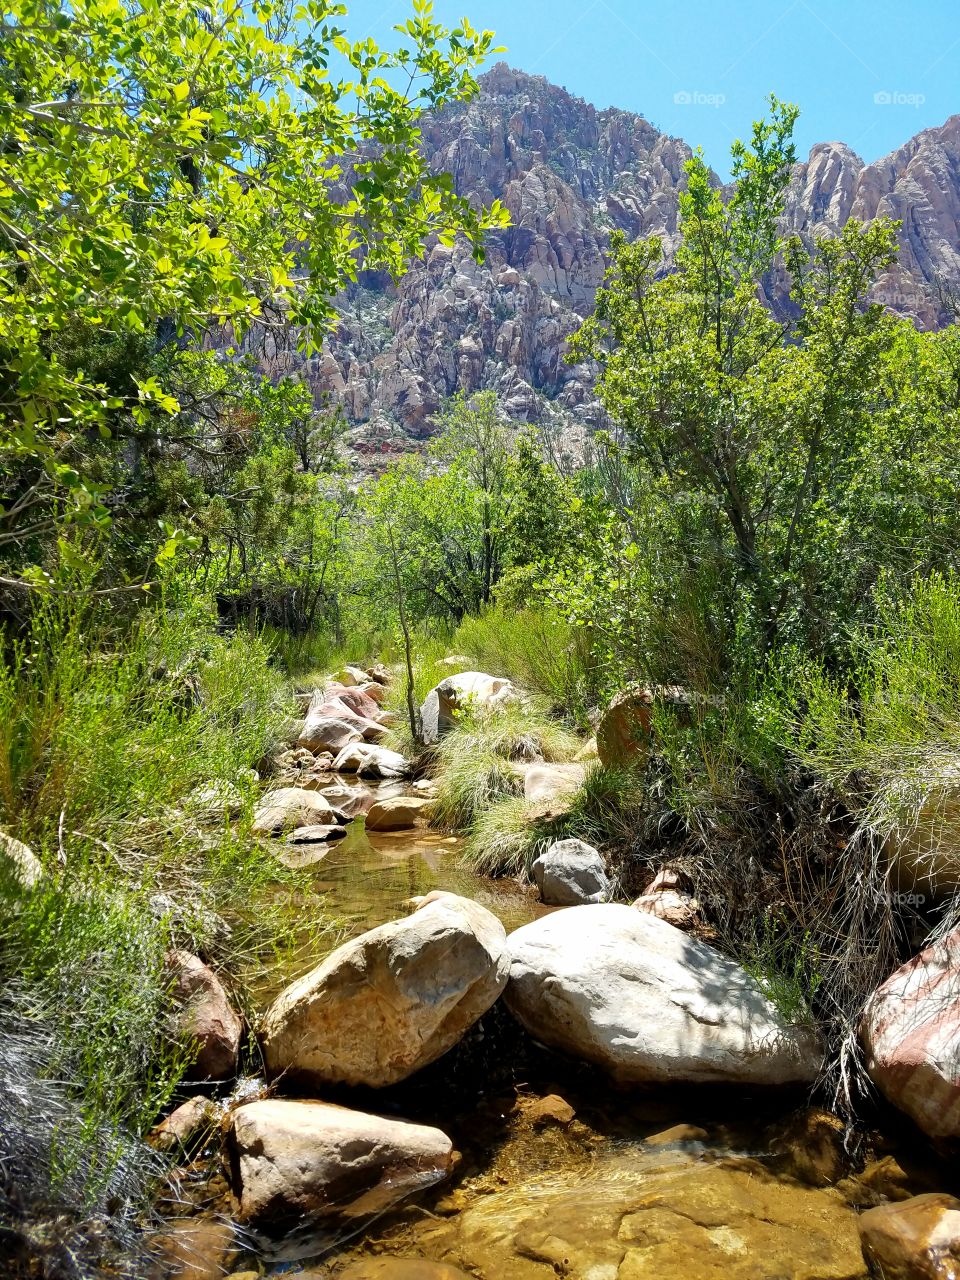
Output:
left=0, top=595, right=286, bottom=847
left=789, top=570, right=960, bottom=844
left=453, top=605, right=602, bottom=725
left=0, top=593, right=335, bottom=1268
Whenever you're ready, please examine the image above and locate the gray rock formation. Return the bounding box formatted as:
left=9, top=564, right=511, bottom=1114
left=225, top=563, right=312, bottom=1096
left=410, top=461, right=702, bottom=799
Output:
left=232, top=66, right=960, bottom=461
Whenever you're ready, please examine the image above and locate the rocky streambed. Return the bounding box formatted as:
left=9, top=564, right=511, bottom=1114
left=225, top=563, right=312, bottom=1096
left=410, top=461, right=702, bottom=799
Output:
left=147, top=667, right=960, bottom=1280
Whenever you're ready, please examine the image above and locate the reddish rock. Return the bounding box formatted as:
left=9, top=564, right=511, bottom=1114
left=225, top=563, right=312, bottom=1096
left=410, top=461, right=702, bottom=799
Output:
left=148, top=1096, right=219, bottom=1154
left=858, top=1193, right=960, bottom=1279
left=862, top=927, right=960, bottom=1138
left=633, top=889, right=700, bottom=931
left=166, top=950, right=242, bottom=1081
left=596, top=688, right=653, bottom=768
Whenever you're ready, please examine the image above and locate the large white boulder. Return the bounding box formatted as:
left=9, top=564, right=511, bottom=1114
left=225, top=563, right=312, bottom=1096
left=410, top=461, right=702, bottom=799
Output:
left=225, top=1100, right=453, bottom=1225
left=862, top=926, right=960, bottom=1138
left=420, top=671, right=516, bottom=745
left=505, top=905, right=822, bottom=1085
left=531, top=838, right=610, bottom=905
left=251, top=787, right=334, bottom=835
left=333, top=742, right=410, bottom=779
left=261, top=893, right=509, bottom=1088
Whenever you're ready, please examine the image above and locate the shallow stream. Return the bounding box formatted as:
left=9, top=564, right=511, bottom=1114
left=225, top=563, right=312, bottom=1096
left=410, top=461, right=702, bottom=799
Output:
left=174, top=775, right=959, bottom=1280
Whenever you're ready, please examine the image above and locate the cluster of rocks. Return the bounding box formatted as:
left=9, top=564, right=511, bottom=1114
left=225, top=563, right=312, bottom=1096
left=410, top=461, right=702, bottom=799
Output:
left=251, top=663, right=415, bottom=846
left=212, top=893, right=824, bottom=1236
left=150, top=889, right=960, bottom=1280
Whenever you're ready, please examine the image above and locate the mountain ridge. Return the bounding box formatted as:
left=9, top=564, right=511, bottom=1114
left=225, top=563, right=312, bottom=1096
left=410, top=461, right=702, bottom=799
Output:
left=238, top=64, right=960, bottom=461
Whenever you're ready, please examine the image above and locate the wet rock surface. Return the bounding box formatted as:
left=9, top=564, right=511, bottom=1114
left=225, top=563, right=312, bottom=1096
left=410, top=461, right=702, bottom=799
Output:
left=858, top=1193, right=960, bottom=1279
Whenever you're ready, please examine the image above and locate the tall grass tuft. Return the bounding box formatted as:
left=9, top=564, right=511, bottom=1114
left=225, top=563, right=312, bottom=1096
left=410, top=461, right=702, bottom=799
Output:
left=0, top=594, right=287, bottom=847
left=466, top=796, right=549, bottom=877
left=788, top=570, right=960, bottom=849
left=432, top=700, right=581, bottom=832
left=452, top=605, right=603, bottom=726
left=0, top=594, right=336, bottom=1271
left=463, top=761, right=647, bottom=877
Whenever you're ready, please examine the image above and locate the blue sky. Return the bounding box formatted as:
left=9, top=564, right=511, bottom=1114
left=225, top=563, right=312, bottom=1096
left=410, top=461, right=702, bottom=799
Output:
left=341, top=0, right=960, bottom=174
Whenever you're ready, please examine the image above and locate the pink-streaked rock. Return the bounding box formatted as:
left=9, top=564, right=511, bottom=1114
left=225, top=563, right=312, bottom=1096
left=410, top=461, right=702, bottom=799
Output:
left=299, top=688, right=386, bottom=751
left=329, top=683, right=382, bottom=721
left=862, top=927, right=960, bottom=1138
left=632, top=889, right=700, bottom=931
left=166, top=950, right=243, bottom=1081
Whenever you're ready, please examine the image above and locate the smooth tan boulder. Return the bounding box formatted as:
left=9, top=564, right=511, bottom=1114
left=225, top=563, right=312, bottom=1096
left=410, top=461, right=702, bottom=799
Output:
left=505, top=906, right=822, bottom=1085
left=251, top=787, right=333, bottom=835
left=166, top=950, right=243, bottom=1080
left=858, top=1193, right=960, bottom=1279
left=0, top=830, right=42, bottom=889
left=365, top=796, right=433, bottom=832
left=862, top=925, right=960, bottom=1138
left=261, top=893, right=509, bottom=1088
left=224, top=1100, right=453, bottom=1226
left=297, top=713, right=362, bottom=755
left=359, top=680, right=387, bottom=705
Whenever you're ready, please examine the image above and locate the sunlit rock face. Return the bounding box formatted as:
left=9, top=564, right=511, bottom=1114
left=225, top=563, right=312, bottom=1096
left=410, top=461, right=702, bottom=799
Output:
left=227, top=69, right=960, bottom=463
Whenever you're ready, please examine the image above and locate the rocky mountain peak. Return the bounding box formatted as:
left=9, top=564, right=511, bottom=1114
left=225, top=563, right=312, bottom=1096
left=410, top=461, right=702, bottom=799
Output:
left=238, top=70, right=960, bottom=463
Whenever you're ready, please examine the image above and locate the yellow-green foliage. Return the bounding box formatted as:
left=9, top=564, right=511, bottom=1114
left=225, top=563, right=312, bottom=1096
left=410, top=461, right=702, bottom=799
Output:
left=453, top=605, right=602, bottom=725
left=432, top=699, right=581, bottom=833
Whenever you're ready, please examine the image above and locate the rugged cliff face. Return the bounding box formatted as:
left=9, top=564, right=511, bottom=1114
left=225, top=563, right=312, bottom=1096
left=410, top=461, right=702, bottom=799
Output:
left=240, top=65, right=960, bottom=460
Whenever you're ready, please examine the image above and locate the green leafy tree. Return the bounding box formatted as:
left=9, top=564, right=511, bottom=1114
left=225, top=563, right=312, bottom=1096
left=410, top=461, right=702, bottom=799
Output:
left=0, top=0, right=507, bottom=577
left=567, top=97, right=951, bottom=672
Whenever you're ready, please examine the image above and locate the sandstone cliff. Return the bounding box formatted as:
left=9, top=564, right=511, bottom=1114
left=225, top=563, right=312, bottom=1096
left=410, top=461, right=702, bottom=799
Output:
left=239, top=66, right=960, bottom=460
